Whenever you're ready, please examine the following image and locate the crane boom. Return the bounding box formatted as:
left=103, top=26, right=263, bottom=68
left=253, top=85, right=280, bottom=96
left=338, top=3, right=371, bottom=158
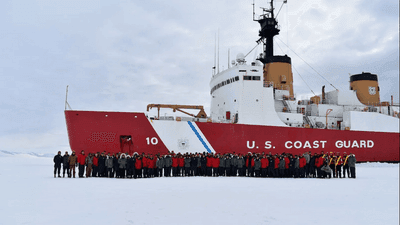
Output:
left=146, top=104, right=207, bottom=119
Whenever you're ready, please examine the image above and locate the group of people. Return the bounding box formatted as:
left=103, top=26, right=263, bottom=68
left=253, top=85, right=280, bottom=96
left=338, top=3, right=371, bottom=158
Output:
left=53, top=150, right=357, bottom=179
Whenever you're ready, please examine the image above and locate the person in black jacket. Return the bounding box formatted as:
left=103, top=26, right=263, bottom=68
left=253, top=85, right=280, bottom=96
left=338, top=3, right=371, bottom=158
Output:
left=126, top=154, right=135, bottom=178
left=246, top=154, right=253, bottom=177
left=190, top=154, right=197, bottom=176
left=53, top=151, right=63, bottom=178
left=98, top=152, right=107, bottom=177
left=113, top=154, right=120, bottom=178
left=62, top=151, right=70, bottom=178
left=164, top=154, right=172, bottom=177
left=309, top=153, right=316, bottom=178
left=288, top=154, right=295, bottom=178
left=348, top=153, right=357, bottom=178
left=200, top=154, right=207, bottom=176
left=219, top=155, right=226, bottom=176
left=268, top=156, right=274, bottom=177
left=225, top=155, right=232, bottom=176
left=184, top=155, right=191, bottom=176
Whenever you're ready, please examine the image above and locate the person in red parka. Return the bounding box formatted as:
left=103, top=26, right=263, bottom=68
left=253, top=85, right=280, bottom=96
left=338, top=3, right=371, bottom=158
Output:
left=142, top=155, right=149, bottom=178
left=178, top=155, right=185, bottom=176
left=284, top=155, right=290, bottom=177
left=212, top=155, right=219, bottom=176
left=147, top=155, right=155, bottom=178
left=274, top=155, right=280, bottom=177
left=206, top=154, right=213, bottom=176
left=246, top=153, right=254, bottom=177
left=299, top=155, right=306, bottom=177
left=316, top=154, right=324, bottom=178
left=134, top=156, right=142, bottom=178
left=260, top=155, right=269, bottom=177
left=314, top=155, right=319, bottom=167
left=77, top=150, right=86, bottom=178
left=92, top=153, right=99, bottom=177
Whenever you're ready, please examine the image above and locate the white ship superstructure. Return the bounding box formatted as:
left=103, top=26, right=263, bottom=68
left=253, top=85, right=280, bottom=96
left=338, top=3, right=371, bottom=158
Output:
left=209, top=55, right=399, bottom=133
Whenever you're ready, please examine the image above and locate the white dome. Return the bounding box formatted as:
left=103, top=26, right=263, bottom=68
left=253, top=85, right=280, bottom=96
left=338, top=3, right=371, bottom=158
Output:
left=236, top=53, right=245, bottom=62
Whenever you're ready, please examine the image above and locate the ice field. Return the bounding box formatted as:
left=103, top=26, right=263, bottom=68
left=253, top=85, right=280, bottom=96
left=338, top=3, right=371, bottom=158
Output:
left=0, top=154, right=398, bottom=225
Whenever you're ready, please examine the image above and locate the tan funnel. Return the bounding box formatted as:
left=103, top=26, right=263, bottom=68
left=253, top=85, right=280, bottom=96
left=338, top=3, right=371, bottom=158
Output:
left=263, top=56, right=294, bottom=98
left=350, top=72, right=380, bottom=105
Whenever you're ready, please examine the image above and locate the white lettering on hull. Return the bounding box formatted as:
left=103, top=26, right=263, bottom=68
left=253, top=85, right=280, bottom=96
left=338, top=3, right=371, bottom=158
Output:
left=284, top=140, right=327, bottom=149
left=247, top=141, right=255, bottom=149
left=265, top=141, right=272, bottom=149
left=246, top=140, right=375, bottom=150
left=335, top=140, right=374, bottom=148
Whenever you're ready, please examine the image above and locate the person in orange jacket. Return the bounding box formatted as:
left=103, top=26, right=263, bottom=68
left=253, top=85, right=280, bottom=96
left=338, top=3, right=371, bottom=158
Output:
left=335, top=153, right=343, bottom=178
left=329, top=155, right=337, bottom=178
left=342, top=152, right=350, bottom=178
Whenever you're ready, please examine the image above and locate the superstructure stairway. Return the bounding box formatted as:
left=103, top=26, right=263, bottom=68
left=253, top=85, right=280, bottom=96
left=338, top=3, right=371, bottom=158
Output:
left=282, top=100, right=291, bottom=112
left=303, top=115, right=314, bottom=128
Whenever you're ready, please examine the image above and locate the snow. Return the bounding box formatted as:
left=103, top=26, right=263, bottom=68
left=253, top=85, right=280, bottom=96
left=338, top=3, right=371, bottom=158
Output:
left=0, top=155, right=398, bottom=225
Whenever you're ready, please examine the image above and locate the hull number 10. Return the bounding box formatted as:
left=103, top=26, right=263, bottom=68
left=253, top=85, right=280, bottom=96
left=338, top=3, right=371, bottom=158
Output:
left=146, top=137, right=158, bottom=145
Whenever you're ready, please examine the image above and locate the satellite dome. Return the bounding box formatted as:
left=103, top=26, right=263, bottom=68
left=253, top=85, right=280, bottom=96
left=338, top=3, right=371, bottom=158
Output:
left=236, top=53, right=245, bottom=62
left=236, top=53, right=246, bottom=64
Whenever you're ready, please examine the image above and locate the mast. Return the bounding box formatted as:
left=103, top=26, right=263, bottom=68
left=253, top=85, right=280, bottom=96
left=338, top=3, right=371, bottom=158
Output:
left=254, top=0, right=281, bottom=63
left=254, top=0, right=293, bottom=98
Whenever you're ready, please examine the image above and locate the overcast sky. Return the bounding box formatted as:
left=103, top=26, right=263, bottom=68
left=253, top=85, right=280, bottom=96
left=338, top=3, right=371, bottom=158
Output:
left=1, top=0, right=398, bottom=154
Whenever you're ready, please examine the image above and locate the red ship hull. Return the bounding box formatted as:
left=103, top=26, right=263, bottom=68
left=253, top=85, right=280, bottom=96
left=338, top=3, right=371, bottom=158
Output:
left=65, top=110, right=399, bottom=162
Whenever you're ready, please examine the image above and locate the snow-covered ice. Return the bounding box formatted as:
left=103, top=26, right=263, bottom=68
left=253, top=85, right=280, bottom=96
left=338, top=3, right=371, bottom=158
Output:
left=0, top=155, right=398, bottom=225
